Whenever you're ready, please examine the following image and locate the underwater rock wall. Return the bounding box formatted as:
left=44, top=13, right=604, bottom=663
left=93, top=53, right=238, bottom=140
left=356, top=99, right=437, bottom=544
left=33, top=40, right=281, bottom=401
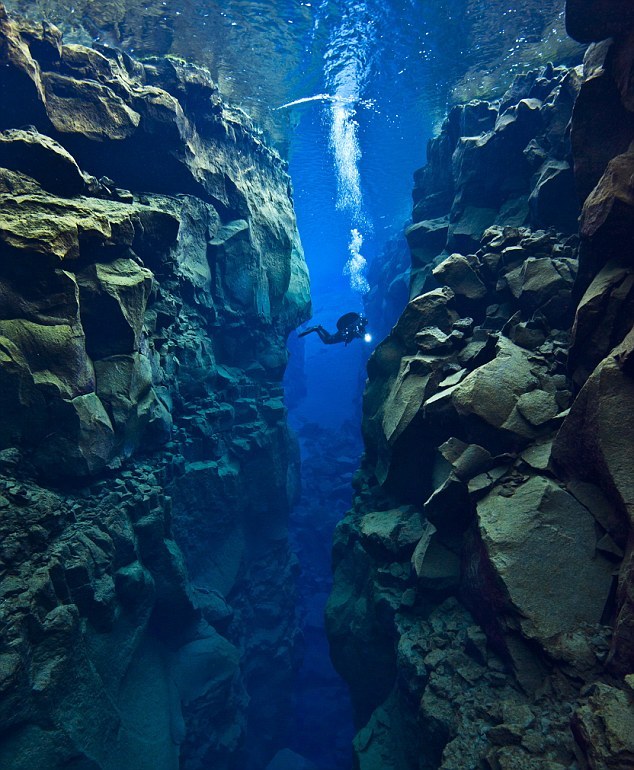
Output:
left=406, top=61, right=581, bottom=297
left=364, top=234, right=411, bottom=346
left=327, top=5, right=634, bottom=769
left=0, top=5, right=310, bottom=769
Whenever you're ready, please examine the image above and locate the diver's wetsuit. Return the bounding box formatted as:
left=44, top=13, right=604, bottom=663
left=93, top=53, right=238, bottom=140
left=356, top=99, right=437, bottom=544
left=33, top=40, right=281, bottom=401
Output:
left=298, top=312, right=368, bottom=345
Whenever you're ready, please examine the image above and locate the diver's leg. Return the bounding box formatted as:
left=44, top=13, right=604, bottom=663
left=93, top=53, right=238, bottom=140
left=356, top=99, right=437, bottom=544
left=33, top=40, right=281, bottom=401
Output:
left=298, top=325, right=336, bottom=344
left=315, top=326, right=336, bottom=344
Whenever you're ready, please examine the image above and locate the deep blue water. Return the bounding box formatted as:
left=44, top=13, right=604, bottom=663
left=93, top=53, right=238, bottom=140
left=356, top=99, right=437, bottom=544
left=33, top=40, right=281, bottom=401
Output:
left=259, top=3, right=572, bottom=768
left=284, top=12, right=436, bottom=434
left=281, top=11, right=436, bottom=765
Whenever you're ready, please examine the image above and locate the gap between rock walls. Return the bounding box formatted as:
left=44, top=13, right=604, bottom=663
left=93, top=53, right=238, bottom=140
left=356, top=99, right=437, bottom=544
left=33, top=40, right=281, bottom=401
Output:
left=1, top=2, right=634, bottom=770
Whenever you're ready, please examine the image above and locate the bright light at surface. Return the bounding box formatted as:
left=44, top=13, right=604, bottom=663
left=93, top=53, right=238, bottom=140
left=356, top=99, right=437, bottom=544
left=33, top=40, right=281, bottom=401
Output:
left=364, top=333, right=372, bottom=343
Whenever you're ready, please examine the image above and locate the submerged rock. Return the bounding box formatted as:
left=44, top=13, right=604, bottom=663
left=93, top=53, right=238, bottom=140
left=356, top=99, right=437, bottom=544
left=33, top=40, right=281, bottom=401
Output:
left=0, top=127, right=87, bottom=194
left=410, top=63, right=581, bottom=276
left=432, top=252, right=487, bottom=300
left=451, top=337, right=541, bottom=444
left=476, top=476, right=613, bottom=651
left=0, top=6, right=309, bottom=770
left=327, top=21, right=634, bottom=770
left=572, top=684, right=634, bottom=769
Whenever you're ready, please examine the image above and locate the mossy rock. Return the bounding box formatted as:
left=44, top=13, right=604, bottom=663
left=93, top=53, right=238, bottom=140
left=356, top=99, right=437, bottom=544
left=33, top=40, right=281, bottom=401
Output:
left=77, top=258, right=153, bottom=358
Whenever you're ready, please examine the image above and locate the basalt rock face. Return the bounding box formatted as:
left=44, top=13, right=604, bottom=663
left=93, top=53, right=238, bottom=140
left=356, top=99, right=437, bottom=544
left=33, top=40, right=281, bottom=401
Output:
left=407, top=62, right=583, bottom=299
left=327, top=20, right=634, bottom=770
left=0, top=6, right=310, bottom=770
left=367, top=65, right=582, bottom=340
left=559, top=0, right=634, bottom=758
left=365, top=235, right=411, bottom=344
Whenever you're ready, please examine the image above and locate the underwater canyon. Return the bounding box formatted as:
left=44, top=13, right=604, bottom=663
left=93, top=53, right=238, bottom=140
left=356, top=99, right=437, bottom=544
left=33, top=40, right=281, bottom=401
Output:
left=0, top=1, right=633, bottom=770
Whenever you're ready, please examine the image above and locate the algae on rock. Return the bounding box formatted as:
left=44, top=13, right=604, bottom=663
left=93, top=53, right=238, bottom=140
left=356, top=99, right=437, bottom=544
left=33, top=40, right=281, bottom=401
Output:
left=0, top=6, right=310, bottom=770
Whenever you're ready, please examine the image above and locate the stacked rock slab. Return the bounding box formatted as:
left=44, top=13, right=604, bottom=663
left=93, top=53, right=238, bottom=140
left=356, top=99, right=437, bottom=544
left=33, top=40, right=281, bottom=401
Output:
left=327, top=7, right=634, bottom=769
left=556, top=0, right=634, bottom=762
left=0, top=6, right=310, bottom=770
left=406, top=61, right=582, bottom=299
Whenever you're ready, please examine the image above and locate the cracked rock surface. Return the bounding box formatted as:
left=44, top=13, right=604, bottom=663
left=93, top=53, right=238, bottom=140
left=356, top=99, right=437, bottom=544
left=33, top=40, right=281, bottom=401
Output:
left=0, top=6, right=310, bottom=769
left=327, top=4, right=634, bottom=768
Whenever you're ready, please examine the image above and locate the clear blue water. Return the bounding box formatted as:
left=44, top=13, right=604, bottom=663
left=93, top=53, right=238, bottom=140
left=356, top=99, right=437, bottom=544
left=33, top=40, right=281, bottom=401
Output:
left=283, top=8, right=436, bottom=435
left=269, top=0, right=572, bottom=432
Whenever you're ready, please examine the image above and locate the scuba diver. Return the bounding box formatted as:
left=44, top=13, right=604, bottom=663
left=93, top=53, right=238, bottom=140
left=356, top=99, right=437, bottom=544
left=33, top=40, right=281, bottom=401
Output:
left=298, top=312, right=371, bottom=345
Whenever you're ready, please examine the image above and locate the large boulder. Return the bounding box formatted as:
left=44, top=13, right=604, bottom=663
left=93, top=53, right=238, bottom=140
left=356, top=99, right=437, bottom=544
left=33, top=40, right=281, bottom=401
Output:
left=405, top=217, right=449, bottom=268
left=77, top=258, right=154, bottom=359
left=0, top=317, right=93, bottom=399
left=569, top=256, right=634, bottom=385
left=450, top=337, right=541, bottom=446
left=432, top=253, right=487, bottom=300
left=94, top=353, right=171, bottom=453
left=554, top=330, right=634, bottom=535
left=572, top=684, right=634, bottom=769
left=0, top=128, right=87, bottom=195
left=476, top=476, right=613, bottom=655
left=553, top=331, right=634, bottom=671
left=576, top=150, right=634, bottom=299
left=171, top=631, right=240, bottom=707
left=503, top=256, right=577, bottom=324
left=528, top=160, right=580, bottom=232
left=358, top=506, right=425, bottom=561
left=570, top=42, right=634, bottom=205
left=393, top=287, right=458, bottom=348
left=32, top=392, right=117, bottom=477
left=0, top=193, right=156, bottom=262
left=381, top=356, right=438, bottom=447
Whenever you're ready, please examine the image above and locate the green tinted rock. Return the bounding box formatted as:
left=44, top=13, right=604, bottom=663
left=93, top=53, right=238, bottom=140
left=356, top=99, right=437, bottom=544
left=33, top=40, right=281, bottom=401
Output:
left=358, top=506, right=425, bottom=559
left=33, top=393, right=116, bottom=477
left=476, top=476, right=613, bottom=650
left=572, top=684, right=634, bottom=769
left=0, top=318, right=93, bottom=398
left=42, top=71, right=141, bottom=140
left=77, top=259, right=153, bottom=358
left=0, top=129, right=86, bottom=195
